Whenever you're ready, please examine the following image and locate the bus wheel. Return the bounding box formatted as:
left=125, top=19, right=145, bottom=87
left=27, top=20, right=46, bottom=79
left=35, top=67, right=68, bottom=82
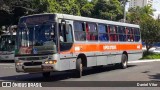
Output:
left=75, top=58, right=83, bottom=78
left=120, top=54, right=128, bottom=69
left=42, top=72, right=50, bottom=78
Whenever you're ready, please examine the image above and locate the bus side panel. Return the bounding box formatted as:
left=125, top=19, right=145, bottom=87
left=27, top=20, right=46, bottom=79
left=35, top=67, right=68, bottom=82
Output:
left=96, top=52, right=108, bottom=65
left=59, top=54, right=76, bottom=71
left=128, top=50, right=142, bottom=61
left=60, top=59, right=76, bottom=71
left=114, top=54, right=122, bottom=63
left=86, top=53, right=97, bottom=67
left=109, top=51, right=121, bottom=64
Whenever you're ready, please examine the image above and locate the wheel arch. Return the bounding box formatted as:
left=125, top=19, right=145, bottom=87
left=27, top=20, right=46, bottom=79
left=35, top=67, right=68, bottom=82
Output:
left=77, top=53, right=87, bottom=67
left=122, top=51, right=128, bottom=61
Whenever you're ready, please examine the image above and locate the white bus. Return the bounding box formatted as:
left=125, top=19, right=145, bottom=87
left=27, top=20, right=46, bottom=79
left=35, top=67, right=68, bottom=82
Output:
left=15, top=13, right=142, bottom=78
left=0, top=31, right=16, bottom=61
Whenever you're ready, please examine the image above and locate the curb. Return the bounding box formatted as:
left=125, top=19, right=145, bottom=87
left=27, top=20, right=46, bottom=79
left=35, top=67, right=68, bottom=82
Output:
left=128, top=59, right=160, bottom=63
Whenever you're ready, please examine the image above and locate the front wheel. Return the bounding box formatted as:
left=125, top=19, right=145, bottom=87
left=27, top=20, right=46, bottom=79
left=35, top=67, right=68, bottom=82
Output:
left=120, top=54, right=128, bottom=69
left=75, top=58, right=83, bottom=78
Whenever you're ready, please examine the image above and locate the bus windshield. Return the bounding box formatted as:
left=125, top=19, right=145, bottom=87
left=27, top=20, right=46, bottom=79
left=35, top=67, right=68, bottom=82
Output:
left=17, top=22, right=57, bottom=55
left=0, top=35, right=15, bottom=51
left=18, top=22, right=56, bottom=47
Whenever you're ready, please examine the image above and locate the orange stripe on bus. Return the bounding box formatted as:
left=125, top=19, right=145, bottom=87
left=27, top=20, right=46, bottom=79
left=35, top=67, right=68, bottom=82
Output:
left=60, top=43, right=142, bottom=54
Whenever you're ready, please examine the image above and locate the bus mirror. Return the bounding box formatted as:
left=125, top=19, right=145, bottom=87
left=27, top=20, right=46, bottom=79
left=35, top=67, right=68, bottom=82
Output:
left=61, top=19, right=66, bottom=23
left=61, top=19, right=69, bottom=34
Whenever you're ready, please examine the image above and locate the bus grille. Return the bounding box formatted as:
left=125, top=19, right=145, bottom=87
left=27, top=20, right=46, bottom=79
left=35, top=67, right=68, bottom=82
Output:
left=24, top=62, right=42, bottom=66
left=19, top=56, right=48, bottom=60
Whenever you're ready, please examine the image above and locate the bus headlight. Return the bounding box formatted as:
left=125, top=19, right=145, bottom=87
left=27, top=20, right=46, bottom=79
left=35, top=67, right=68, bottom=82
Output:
left=44, top=60, right=57, bottom=64
left=16, top=61, right=23, bottom=66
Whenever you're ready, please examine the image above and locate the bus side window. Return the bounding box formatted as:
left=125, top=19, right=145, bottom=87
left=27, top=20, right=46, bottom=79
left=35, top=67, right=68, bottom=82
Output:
left=74, top=21, right=86, bottom=41
left=59, top=23, right=74, bottom=51
left=118, top=26, right=125, bottom=42
left=134, top=28, right=140, bottom=42
left=109, top=25, right=118, bottom=42
left=59, top=23, right=73, bottom=43
left=66, top=25, right=73, bottom=42
left=98, top=24, right=108, bottom=41
left=59, top=24, right=64, bottom=42
left=86, top=22, right=98, bottom=41
left=126, top=27, right=135, bottom=42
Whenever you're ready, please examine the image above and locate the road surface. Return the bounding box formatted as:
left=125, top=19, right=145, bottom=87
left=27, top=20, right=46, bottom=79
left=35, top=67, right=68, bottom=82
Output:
left=0, top=60, right=160, bottom=90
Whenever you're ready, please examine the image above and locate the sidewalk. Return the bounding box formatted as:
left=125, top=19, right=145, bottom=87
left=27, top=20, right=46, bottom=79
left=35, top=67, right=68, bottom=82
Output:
left=128, top=59, right=160, bottom=63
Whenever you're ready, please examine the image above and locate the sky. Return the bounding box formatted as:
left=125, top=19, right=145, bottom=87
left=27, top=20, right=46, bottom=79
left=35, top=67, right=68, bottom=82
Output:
left=126, top=0, right=160, bottom=19
left=152, top=0, right=160, bottom=18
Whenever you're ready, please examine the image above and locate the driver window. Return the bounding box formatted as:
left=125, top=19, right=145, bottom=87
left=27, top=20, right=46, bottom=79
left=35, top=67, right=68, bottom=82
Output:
left=59, top=23, right=74, bottom=51
left=59, top=24, right=73, bottom=43
left=66, top=25, right=73, bottom=42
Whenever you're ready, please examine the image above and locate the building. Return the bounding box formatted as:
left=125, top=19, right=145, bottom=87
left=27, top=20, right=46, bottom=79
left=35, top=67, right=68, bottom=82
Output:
left=129, top=0, right=153, bottom=8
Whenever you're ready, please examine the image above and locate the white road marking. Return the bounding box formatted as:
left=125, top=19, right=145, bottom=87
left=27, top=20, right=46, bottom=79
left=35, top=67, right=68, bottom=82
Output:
left=128, top=59, right=160, bottom=63
left=3, top=67, right=14, bottom=69
left=0, top=63, right=14, bottom=66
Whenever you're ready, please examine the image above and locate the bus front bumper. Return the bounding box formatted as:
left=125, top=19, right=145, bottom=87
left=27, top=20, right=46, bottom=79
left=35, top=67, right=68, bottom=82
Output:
left=0, top=54, right=14, bottom=61
left=15, top=63, right=58, bottom=73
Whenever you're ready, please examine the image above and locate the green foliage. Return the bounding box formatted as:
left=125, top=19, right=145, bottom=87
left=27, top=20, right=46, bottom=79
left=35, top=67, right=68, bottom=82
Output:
left=43, top=0, right=81, bottom=15
left=0, top=0, right=125, bottom=29
left=141, top=51, right=160, bottom=59
left=93, top=0, right=123, bottom=21
left=81, top=3, right=94, bottom=17
left=127, top=6, right=154, bottom=24
left=127, top=6, right=160, bottom=53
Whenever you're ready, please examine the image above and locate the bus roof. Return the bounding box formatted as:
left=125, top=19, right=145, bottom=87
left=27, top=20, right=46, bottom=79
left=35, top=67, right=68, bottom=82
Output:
left=20, top=13, right=140, bottom=28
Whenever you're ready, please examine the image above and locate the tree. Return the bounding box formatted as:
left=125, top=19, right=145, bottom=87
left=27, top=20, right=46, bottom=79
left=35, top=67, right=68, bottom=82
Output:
left=127, top=5, right=160, bottom=52
left=81, top=3, right=94, bottom=17
left=46, top=0, right=80, bottom=15
left=0, top=0, right=41, bottom=27
left=140, top=17, right=160, bottom=52
left=93, top=0, right=123, bottom=21
left=127, top=6, right=142, bottom=24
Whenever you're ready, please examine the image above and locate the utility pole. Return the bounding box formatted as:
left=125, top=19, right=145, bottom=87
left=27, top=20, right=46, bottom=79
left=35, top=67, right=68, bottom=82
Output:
left=123, top=0, right=127, bottom=23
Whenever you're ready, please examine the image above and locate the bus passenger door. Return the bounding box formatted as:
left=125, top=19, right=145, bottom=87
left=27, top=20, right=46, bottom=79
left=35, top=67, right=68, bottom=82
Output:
left=59, top=20, right=75, bottom=70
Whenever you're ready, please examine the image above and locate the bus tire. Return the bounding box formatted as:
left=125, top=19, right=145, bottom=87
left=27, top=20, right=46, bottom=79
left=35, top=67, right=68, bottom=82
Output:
left=42, top=72, right=50, bottom=78
left=75, top=58, right=83, bottom=78
left=120, top=54, right=128, bottom=69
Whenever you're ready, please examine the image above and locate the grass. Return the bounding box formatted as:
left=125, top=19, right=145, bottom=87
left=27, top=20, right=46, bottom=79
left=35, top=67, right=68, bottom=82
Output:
left=141, top=51, right=160, bottom=59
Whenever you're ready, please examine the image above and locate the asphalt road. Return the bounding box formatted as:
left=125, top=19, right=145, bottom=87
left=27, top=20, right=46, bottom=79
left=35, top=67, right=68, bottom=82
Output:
left=0, top=60, right=160, bottom=90
left=0, top=60, right=160, bottom=82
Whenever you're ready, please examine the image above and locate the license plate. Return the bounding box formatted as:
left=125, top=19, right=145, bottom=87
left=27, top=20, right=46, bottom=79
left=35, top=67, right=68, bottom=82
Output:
left=43, top=66, right=53, bottom=71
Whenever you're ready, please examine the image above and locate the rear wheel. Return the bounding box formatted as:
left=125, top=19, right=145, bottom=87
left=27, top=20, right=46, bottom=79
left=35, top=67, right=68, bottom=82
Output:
left=120, top=54, right=128, bottom=69
left=42, top=72, right=50, bottom=78
left=75, top=58, right=83, bottom=78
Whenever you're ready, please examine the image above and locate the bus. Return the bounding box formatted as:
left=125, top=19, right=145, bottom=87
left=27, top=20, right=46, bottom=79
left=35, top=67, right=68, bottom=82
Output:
left=15, top=13, right=142, bottom=78
left=0, top=28, right=16, bottom=61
